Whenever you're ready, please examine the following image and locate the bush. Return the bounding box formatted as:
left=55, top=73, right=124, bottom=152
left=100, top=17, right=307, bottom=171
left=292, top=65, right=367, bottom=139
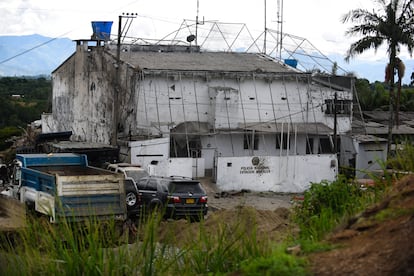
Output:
left=0, top=126, right=22, bottom=151
left=293, top=176, right=365, bottom=241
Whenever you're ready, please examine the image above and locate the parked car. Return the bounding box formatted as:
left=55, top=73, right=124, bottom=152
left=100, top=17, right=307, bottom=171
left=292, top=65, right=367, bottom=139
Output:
left=136, top=176, right=208, bottom=220
left=106, top=163, right=149, bottom=217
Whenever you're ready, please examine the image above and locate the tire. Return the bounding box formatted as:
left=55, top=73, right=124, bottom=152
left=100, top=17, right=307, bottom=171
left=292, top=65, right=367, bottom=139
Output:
left=125, top=190, right=139, bottom=210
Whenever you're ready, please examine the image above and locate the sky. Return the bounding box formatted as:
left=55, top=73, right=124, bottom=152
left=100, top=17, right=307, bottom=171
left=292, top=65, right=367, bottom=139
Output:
left=0, top=0, right=413, bottom=83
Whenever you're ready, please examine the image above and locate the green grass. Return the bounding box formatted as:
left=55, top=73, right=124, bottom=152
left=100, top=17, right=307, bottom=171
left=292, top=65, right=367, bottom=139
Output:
left=0, top=179, right=390, bottom=276
left=291, top=143, right=414, bottom=257
left=2, top=143, right=413, bottom=275
left=238, top=245, right=308, bottom=276
left=0, top=207, right=307, bottom=275
left=292, top=176, right=372, bottom=241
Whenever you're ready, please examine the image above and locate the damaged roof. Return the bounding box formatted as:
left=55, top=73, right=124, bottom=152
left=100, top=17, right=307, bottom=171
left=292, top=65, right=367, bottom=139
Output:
left=117, top=50, right=296, bottom=74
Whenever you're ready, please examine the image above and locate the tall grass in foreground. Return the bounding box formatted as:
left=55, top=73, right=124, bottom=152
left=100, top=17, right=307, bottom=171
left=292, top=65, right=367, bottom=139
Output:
left=387, top=140, right=414, bottom=173
left=0, top=207, right=308, bottom=275
left=8, top=142, right=414, bottom=275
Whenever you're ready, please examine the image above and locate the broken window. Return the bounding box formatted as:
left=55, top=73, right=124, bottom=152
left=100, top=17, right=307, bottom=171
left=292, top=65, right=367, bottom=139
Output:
left=276, top=133, right=289, bottom=150
left=318, top=137, right=334, bottom=154
left=170, top=136, right=201, bottom=158
left=244, top=131, right=258, bottom=150
left=325, top=99, right=352, bottom=115
left=169, top=122, right=208, bottom=158
left=306, top=137, right=314, bottom=154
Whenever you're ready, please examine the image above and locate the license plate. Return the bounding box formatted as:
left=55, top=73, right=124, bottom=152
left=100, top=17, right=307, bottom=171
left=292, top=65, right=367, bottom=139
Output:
left=186, top=198, right=195, bottom=204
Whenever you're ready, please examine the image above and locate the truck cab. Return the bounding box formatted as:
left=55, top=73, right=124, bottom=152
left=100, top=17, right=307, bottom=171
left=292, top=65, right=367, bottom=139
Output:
left=106, top=163, right=149, bottom=217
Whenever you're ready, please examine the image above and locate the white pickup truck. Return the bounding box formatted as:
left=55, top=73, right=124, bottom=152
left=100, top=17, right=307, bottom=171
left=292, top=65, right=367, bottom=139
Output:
left=106, top=163, right=149, bottom=217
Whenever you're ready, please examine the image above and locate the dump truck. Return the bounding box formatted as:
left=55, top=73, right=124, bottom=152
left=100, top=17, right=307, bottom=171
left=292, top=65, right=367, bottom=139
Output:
left=2, top=153, right=126, bottom=223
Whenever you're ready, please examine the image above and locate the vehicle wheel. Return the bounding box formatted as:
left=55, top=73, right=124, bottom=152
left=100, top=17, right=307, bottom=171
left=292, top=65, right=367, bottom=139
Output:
left=125, top=190, right=139, bottom=210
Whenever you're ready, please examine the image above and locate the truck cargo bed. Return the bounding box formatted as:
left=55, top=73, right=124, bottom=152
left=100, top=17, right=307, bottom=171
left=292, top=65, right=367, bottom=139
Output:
left=16, top=153, right=127, bottom=222
left=32, top=165, right=113, bottom=176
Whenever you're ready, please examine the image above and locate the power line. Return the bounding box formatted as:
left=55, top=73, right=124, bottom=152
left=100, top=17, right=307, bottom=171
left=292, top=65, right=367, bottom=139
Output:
left=0, top=34, right=71, bottom=65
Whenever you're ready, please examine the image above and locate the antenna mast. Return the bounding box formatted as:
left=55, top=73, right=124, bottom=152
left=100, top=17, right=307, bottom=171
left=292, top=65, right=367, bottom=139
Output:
left=277, top=0, right=284, bottom=60
left=196, top=0, right=200, bottom=45
left=263, top=0, right=267, bottom=54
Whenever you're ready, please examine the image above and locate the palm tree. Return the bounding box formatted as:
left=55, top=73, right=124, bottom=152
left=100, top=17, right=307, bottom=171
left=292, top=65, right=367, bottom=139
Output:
left=342, top=0, right=414, bottom=156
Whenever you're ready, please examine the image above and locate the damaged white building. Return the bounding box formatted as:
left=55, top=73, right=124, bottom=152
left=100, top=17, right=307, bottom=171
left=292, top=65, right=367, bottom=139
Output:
left=42, top=38, right=355, bottom=192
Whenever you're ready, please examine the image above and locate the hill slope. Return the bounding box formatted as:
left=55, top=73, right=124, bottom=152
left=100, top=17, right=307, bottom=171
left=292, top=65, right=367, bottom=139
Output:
left=0, top=34, right=75, bottom=76
left=309, top=175, right=414, bottom=275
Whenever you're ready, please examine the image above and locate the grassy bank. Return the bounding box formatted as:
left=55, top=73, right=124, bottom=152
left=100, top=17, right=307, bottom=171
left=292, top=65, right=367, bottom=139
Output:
left=1, top=144, right=412, bottom=275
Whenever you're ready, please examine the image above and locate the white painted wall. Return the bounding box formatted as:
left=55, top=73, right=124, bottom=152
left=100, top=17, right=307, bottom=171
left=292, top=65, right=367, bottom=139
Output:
left=355, top=142, right=387, bottom=178
left=130, top=137, right=169, bottom=170
left=129, top=137, right=204, bottom=178
left=340, top=135, right=388, bottom=179
left=48, top=46, right=352, bottom=146
left=132, top=74, right=352, bottom=138
left=216, top=155, right=338, bottom=193
left=201, top=132, right=334, bottom=171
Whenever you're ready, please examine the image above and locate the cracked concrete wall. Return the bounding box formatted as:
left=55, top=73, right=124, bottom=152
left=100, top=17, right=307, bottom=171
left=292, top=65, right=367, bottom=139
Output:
left=47, top=44, right=353, bottom=146
left=49, top=43, right=117, bottom=144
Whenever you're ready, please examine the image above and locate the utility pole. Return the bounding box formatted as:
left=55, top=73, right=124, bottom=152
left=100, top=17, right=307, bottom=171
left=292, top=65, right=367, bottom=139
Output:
left=333, top=92, right=338, bottom=155
left=264, top=0, right=267, bottom=54
left=111, top=13, right=137, bottom=146
left=111, top=15, right=122, bottom=146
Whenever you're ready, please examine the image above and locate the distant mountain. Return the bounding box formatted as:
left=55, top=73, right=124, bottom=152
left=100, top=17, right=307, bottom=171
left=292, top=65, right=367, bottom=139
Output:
left=0, top=34, right=75, bottom=77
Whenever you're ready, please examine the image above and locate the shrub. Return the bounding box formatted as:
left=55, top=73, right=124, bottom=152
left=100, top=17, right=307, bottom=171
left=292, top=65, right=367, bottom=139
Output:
left=293, top=176, right=365, bottom=241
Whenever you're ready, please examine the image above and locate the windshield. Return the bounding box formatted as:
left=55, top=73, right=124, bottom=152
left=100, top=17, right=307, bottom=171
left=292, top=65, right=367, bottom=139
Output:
left=125, top=170, right=149, bottom=182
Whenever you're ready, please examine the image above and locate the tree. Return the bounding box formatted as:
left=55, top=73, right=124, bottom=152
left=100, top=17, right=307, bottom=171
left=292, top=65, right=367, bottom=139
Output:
left=342, top=0, right=414, bottom=156
left=411, top=71, right=414, bottom=86
left=331, top=62, right=338, bottom=76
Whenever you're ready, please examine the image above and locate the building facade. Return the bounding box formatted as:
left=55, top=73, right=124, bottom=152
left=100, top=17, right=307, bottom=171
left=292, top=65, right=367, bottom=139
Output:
left=42, top=41, right=354, bottom=192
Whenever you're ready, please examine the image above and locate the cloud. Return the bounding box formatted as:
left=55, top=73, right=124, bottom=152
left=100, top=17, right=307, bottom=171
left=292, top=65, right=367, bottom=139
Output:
left=0, top=0, right=412, bottom=82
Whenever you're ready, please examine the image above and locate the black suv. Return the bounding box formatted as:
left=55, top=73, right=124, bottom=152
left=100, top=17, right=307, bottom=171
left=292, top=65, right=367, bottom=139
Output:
left=136, top=176, right=208, bottom=220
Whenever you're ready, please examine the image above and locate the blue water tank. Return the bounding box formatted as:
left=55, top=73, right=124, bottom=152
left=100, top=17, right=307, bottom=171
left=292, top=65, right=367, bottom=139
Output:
left=91, top=21, right=113, bottom=40
left=284, top=59, right=298, bottom=68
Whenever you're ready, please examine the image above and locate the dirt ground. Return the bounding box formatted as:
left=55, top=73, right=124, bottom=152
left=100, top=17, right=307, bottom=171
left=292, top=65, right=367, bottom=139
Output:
left=153, top=178, right=298, bottom=247
left=2, top=175, right=414, bottom=275
left=308, top=175, right=414, bottom=276
left=157, top=176, right=414, bottom=275
left=199, top=177, right=294, bottom=212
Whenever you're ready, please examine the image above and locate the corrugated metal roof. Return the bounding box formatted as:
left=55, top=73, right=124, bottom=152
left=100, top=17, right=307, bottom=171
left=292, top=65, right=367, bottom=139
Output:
left=118, top=51, right=294, bottom=73
left=352, top=134, right=387, bottom=143
left=363, top=111, right=414, bottom=124
left=352, top=120, right=414, bottom=135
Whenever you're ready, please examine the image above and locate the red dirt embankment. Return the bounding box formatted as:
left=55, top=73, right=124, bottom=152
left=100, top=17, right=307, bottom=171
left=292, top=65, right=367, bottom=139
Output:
left=309, top=175, right=414, bottom=276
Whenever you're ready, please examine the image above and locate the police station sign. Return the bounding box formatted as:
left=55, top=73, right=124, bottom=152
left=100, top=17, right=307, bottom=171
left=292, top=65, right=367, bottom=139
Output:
left=240, top=156, right=271, bottom=175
